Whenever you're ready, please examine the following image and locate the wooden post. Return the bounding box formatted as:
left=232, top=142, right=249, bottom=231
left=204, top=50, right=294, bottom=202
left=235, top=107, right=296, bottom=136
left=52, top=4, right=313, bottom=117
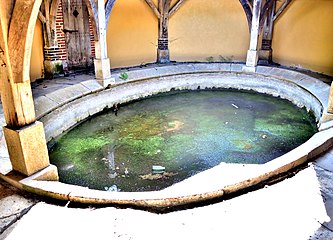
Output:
left=144, top=0, right=187, bottom=64
left=0, top=0, right=58, bottom=180
left=244, top=0, right=262, bottom=72
left=39, top=0, right=62, bottom=79
left=86, top=0, right=114, bottom=87
left=259, top=2, right=275, bottom=64
left=328, top=84, right=333, bottom=114
left=157, top=0, right=172, bottom=63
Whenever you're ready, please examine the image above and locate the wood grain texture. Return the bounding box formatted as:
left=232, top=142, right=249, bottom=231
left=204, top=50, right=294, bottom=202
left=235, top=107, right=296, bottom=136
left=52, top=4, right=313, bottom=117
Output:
left=8, top=0, right=42, bottom=83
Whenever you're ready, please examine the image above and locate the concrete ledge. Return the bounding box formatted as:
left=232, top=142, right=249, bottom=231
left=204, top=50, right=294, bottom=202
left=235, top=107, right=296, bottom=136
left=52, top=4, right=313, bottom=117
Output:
left=2, top=127, right=330, bottom=208
left=0, top=63, right=332, bottom=208
left=40, top=71, right=324, bottom=141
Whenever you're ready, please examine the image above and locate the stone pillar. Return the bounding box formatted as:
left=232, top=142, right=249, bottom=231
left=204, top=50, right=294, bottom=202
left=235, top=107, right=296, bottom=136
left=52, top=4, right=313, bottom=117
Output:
left=3, top=122, right=52, bottom=177
left=44, top=46, right=63, bottom=79
left=94, top=0, right=114, bottom=87
left=243, top=0, right=262, bottom=72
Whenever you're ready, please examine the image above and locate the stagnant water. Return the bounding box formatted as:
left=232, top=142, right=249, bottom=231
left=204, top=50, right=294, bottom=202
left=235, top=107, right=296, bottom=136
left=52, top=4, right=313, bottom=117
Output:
left=49, top=90, right=317, bottom=192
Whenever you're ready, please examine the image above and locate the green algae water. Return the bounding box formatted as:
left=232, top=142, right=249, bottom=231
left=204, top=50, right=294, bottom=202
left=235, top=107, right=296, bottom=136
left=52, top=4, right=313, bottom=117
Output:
left=49, top=90, right=317, bottom=192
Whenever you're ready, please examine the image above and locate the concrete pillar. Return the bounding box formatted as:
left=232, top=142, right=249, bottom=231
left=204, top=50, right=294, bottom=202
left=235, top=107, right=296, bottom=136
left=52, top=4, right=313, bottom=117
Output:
left=243, top=0, right=262, bottom=72
left=94, top=0, right=114, bottom=87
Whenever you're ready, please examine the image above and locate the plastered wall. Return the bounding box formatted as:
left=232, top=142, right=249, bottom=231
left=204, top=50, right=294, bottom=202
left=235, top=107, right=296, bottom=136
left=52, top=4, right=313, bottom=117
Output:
left=273, top=0, right=333, bottom=76
left=30, top=20, right=44, bottom=82
left=169, top=0, right=249, bottom=62
left=106, top=0, right=157, bottom=68
left=30, top=0, right=333, bottom=80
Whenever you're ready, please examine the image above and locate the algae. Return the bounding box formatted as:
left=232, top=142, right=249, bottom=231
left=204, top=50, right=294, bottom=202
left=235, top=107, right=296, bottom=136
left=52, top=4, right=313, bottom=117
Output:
left=50, top=90, right=317, bottom=192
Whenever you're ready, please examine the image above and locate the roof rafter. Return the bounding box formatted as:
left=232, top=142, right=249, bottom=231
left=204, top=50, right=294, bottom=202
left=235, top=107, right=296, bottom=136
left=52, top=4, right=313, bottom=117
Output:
left=144, top=0, right=160, bottom=18
left=273, top=0, right=292, bottom=21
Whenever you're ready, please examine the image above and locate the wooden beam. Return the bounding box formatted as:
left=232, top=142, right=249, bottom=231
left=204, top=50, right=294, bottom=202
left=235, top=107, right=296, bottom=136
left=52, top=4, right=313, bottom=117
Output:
left=85, top=0, right=99, bottom=40
left=158, top=0, right=172, bottom=39
left=0, top=0, right=38, bottom=127
left=144, top=0, right=160, bottom=18
left=105, top=0, right=116, bottom=27
left=273, top=0, right=292, bottom=22
left=259, top=0, right=274, bottom=32
left=49, top=0, right=61, bottom=30
left=44, top=0, right=52, bottom=47
left=7, top=0, right=43, bottom=84
left=38, top=11, right=46, bottom=24
left=239, top=0, right=253, bottom=32
left=168, top=0, right=188, bottom=18
left=244, top=0, right=262, bottom=69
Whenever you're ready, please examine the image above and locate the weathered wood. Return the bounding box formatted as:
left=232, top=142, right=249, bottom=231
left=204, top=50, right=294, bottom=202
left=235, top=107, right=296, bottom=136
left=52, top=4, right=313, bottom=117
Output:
left=259, top=1, right=275, bottom=63
left=49, top=0, right=60, bottom=30
left=7, top=0, right=42, bottom=84
left=158, top=0, right=172, bottom=39
left=105, top=0, right=116, bottom=27
left=239, top=0, right=253, bottom=32
left=0, top=1, right=56, bottom=178
left=328, top=83, right=333, bottom=113
left=144, top=0, right=160, bottom=18
left=63, top=0, right=92, bottom=68
left=245, top=0, right=262, bottom=69
left=85, top=0, right=99, bottom=40
left=38, top=11, right=46, bottom=24
left=259, top=0, right=274, bottom=32
left=0, top=0, right=38, bottom=127
left=44, top=0, right=52, bottom=47
left=273, top=0, right=292, bottom=22
left=169, top=0, right=188, bottom=17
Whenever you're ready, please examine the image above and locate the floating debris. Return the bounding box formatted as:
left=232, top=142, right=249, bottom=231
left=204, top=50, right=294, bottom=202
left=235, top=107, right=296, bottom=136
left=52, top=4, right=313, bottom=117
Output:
left=139, top=172, right=178, bottom=180
left=105, top=185, right=119, bottom=192
left=231, top=103, right=239, bottom=109
left=152, top=165, right=166, bottom=174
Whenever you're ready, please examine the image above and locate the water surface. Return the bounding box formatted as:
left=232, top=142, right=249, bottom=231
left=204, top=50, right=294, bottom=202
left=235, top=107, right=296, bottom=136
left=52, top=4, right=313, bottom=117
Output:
left=49, top=90, right=317, bottom=192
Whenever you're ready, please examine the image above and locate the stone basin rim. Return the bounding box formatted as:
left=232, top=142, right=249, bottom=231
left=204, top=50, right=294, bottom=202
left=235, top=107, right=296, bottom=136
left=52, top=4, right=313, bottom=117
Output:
left=0, top=63, right=332, bottom=208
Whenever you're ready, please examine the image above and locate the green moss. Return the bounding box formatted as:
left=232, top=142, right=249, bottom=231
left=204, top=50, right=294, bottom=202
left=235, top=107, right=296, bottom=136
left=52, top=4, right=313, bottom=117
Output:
left=58, top=136, right=110, bottom=154
left=119, top=135, right=165, bottom=157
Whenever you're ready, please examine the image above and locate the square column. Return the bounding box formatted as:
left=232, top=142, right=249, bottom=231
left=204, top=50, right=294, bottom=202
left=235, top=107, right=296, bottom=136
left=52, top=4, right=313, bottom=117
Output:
left=94, top=0, right=115, bottom=87
left=243, top=0, right=262, bottom=72
left=3, top=121, right=57, bottom=180
left=157, top=38, right=170, bottom=63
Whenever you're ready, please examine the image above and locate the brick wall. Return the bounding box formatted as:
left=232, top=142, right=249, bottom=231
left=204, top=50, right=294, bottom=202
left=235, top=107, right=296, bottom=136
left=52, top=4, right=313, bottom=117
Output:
left=55, top=0, right=67, bottom=61
left=89, top=18, right=96, bottom=58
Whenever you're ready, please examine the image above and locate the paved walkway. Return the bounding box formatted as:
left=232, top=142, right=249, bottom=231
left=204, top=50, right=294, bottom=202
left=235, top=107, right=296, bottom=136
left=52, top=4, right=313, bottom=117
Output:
left=0, top=66, right=333, bottom=239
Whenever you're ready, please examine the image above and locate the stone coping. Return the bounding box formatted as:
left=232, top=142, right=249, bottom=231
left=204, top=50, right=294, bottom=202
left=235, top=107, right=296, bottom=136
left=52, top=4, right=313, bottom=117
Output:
left=0, top=63, right=333, bottom=208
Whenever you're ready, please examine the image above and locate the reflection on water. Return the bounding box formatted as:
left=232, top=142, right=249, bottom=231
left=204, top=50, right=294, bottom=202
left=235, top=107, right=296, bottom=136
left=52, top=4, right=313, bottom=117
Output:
left=49, top=90, right=317, bottom=192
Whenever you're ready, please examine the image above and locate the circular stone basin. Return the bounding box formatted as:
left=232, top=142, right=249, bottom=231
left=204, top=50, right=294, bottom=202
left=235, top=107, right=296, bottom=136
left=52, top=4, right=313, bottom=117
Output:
left=49, top=90, right=317, bottom=192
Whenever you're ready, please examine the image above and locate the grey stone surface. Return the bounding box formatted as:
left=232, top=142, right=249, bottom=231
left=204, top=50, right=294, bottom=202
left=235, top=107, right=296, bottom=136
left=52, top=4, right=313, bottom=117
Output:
left=44, top=83, right=91, bottom=106
left=2, top=163, right=333, bottom=240
left=0, top=195, right=36, bottom=235
left=34, top=96, right=58, bottom=119
left=79, top=80, right=104, bottom=93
